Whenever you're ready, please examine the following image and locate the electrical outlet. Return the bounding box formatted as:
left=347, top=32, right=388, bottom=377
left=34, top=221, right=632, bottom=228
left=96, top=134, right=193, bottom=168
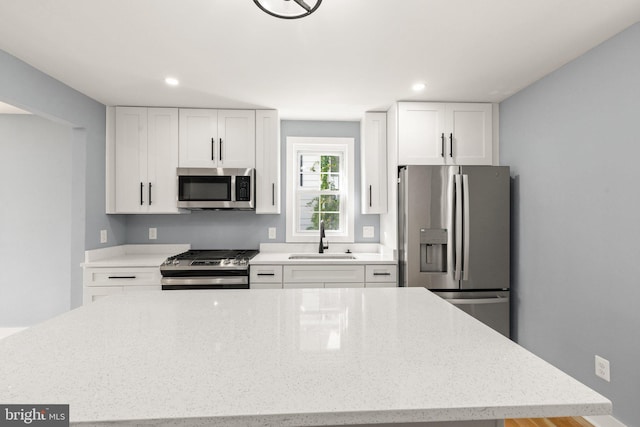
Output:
left=100, top=229, right=107, bottom=244
left=362, top=226, right=375, bottom=239
left=149, top=228, right=157, bottom=240
left=268, top=227, right=276, bottom=239
left=595, top=355, right=610, bottom=382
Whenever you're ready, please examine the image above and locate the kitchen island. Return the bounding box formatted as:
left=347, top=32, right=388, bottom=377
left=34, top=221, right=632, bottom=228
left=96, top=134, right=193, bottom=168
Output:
left=0, top=288, right=610, bottom=426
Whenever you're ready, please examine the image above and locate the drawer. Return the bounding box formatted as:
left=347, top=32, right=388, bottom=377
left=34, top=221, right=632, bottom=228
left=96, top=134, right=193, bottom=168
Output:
left=365, top=265, right=397, bottom=283
left=250, top=265, right=283, bottom=284
left=284, top=265, right=364, bottom=283
left=83, top=267, right=161, bottom=287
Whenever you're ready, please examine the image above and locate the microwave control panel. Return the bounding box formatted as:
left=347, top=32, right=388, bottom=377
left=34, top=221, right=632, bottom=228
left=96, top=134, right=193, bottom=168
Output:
left=236, top=176, right=251, bottom=201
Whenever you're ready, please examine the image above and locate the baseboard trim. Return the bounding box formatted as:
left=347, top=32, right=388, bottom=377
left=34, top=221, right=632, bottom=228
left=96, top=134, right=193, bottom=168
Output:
left=585, top=415, right=627, bottom=427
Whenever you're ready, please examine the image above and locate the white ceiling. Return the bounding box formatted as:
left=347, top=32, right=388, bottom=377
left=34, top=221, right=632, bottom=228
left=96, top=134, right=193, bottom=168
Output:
left=0, top=0, right=639, bottom=120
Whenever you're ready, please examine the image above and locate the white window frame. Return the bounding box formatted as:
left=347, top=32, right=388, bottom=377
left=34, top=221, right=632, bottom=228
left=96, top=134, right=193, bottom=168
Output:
left=286, top=137, right=355, bottom=243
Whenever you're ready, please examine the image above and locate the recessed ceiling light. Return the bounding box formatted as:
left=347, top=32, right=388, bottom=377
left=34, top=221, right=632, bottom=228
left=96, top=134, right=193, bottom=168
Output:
left=412, top=82, right=426, bottom=91
left=164, top=77, right=179, bottom=86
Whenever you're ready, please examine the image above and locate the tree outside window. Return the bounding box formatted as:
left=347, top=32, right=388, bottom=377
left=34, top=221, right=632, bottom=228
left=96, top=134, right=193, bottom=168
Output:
left=299, top=154, right=341, bottom=231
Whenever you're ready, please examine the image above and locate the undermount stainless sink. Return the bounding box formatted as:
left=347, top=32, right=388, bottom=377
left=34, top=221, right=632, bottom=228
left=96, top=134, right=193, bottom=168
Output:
left=288, top=253, right=357, bottom=260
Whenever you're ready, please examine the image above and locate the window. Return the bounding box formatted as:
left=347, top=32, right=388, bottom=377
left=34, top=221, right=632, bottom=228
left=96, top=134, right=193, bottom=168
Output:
left=286, top=137, right=354, bottom=242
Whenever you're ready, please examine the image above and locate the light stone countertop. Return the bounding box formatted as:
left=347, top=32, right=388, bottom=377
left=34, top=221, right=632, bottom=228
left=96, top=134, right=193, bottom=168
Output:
left=251, top=243, right=397, bottom=265
left=81, top=244, right=190, bottom=268
left=0, top=288, right=610, bottom=426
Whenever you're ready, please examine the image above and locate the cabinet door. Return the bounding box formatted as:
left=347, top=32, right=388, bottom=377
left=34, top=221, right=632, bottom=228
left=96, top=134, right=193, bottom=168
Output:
left=255, top=110, right=280, bottom=214
left=147, top=108, right=179, bottom=213
left=398, top=102, right=446, bottom=165
left=83, top=286, right=123, bottom=305
left=324, top=282, right=365, bottom=288
left=251, top=283, right=284, bottom=289
left=445, top=103, right=492, bottom=165
left=284, top=265, right=365, bottom=283
left=115, top=107, right=147, bottom=212
left=218, top=110, right=256, bottom=168
left=178, top=109, right=218, bottom=167
left=361, top=112, right=387, bottom=214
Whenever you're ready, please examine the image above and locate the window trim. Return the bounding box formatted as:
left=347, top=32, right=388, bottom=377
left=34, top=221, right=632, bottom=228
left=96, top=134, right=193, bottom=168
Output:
left=286, top=137, right=355, bottom=243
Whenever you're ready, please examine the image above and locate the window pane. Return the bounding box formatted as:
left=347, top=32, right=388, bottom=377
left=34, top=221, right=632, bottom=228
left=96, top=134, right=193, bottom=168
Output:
left=299, top=193, right=318, bottom=231
left=323, top=155, right=340, bottom=173
left=320, top=173, right=340, bottom=191
left=320, top=195, right=340, bottom=212
left=320, top=213, right=340, bottom=231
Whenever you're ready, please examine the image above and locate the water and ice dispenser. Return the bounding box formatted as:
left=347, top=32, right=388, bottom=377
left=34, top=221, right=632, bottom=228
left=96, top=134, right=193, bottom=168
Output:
left=419, top=229, right=447, bottom=273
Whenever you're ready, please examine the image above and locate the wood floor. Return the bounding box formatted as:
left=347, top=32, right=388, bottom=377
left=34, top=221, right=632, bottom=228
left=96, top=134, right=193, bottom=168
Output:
left=506, top=417, right=594, bottom=427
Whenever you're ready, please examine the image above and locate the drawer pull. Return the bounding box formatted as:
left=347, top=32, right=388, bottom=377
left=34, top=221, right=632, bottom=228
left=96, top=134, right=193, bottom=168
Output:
left=373, top=272, right=391, bottom=276
left=257, top=273, right=275, bottom=276
left=108, top=276, right=137, bottom=279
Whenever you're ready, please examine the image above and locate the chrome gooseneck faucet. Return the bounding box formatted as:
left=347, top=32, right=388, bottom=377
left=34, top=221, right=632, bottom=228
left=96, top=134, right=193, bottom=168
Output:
left=319, top=220, right=329, bottom=253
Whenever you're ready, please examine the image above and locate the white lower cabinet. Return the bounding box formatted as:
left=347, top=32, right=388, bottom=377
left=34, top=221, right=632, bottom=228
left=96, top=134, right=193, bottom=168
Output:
left=250, top=265, right=283, bottom=289
left=250, top=263, right=397, bottom=289
left=365, top=265, right=397, bottom=287
left=83, top=267, right=162, bottom=305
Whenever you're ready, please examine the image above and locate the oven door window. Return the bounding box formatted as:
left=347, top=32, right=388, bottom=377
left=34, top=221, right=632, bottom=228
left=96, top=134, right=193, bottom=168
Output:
left=179, top=176, right=231, bottom=201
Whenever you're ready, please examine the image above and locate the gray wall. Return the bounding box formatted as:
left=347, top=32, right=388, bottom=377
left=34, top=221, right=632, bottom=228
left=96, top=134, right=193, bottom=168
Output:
left=500, top=23, right=640, bottom=426
left=0, top=48, right=124, bottom=312
left=126, top=120, right=380, bottom=247
left=0, top=48, right=125, bottom=251
left=0, top=115, right=72, bottom=326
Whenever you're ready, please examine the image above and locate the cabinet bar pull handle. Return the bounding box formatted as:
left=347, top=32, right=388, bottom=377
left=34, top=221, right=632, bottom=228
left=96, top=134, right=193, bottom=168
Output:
left=140, top=182, right=144, bottom=205
left=148, top=182, right=152, bottom=205
left=211, top=138, right=214, bottom=161
left=272, top=183, right=275, bottom=206
left=373, top=272, right=391, bottom=276
left=449, top=133, right=453, bottom=157
left=441, top=133, right=445, bottom=157
left=108, top=276, right=137, bottom=279
left=219, top=138, right=223, bottom=162
left=257, top=273, right=275, bottom=276
left=369, top=185, right=372, bottom=207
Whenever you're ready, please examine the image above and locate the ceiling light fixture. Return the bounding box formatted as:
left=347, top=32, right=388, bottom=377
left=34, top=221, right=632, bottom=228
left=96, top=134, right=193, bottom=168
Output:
left=254, top=0, right=322, bottom=19
left=164, top=77, right=179, bottom=86
left=412, top=82, right=426, bottom=92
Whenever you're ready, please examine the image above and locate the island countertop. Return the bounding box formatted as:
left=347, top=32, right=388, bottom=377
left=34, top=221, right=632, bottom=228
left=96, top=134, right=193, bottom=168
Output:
left=0, top=288, right=610, bottom=426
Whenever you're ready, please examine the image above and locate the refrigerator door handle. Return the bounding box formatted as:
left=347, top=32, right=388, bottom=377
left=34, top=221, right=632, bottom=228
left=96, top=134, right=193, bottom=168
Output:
left=447, top=297, right=509, bottom=306
left=462, top=174, right=470, bottom=281
left=454, top=174, right=463, bottom=280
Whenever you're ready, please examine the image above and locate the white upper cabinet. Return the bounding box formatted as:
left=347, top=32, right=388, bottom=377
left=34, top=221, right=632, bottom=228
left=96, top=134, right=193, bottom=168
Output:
left=361, top=112, right=387, bottom=214
left=445, top=103, right=492, bottom=165
left=178, top=109, right=255, bottom=168
left=112, top=107, right=179, bottom=214
left=398, top=102, right=492, bottom=165
left=255, top=110, right=281, bottom=214
left=398, top=103, right=446, bottom=165
left=178, top=109, right=218, bottom=167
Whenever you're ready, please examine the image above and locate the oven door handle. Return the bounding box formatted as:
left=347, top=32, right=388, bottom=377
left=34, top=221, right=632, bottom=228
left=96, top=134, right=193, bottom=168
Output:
left=161, top=277, right=249, bottom=286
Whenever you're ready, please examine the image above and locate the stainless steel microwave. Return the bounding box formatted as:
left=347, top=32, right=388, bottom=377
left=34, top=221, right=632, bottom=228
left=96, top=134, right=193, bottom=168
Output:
left=177, top=168, right=255, bottom=210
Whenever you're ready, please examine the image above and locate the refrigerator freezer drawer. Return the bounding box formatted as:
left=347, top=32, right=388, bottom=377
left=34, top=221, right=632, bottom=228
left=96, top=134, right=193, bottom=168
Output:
left=432, top=291, right=510, bottom=338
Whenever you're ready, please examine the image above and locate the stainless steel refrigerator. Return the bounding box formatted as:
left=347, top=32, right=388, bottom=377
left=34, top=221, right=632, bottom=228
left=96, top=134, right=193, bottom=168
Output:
left=398, top=165, right=510, bottom=337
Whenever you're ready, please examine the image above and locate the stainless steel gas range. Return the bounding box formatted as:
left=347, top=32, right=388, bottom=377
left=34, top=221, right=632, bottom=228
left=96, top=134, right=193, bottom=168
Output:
left=160, top=249, right=259, bottom=290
